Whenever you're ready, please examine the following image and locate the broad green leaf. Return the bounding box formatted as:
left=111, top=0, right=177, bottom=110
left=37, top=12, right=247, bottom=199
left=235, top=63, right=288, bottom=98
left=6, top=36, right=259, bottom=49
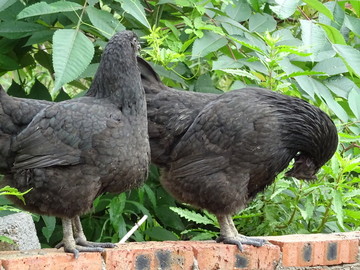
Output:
left=192, top=31, right=227, bottom=59
left=0, top=21, right=47, bottom=39
left=170, top=207, right=215, bottom=225
left=0, top=0, right=16, bottom=12
left=54, top=89, right=71, bottom=102
left=318, top=2, right=344, bottom=30
left=109, top=193, right=126, bottom=231
left=25, top=30, right=54, bottom=47
left=116, top=0, right=150, bottom=28
left=300, top=20, right=335, bottom=62
left=313, top=57, right=347, bottom=76
left=155, top=205, right=185, bottom=231
left=344, top=15, right=360, bottom=36
left=324, top=76, right=355, bottom=98
left=344, top=209, right=360, bottom=220
left=270, top=0, right=299, bottom=19
left=7, top=81, right=27, bottom=98
left=217, top=16, right=246, bottom=36
left=28, top=79, right=52, bottom=101
left=333, top=44, right=360, bottom=78
left=302, top=0, right=333, bottom=20
left=248, top=13, right=277, bottom=32
left=223, top=0, right=251, bottom=22
left=318, top=23, right=346, bottom=45
left=52, top=29, right=94, bottom=92
left=212, top=55, right=244, bottom=70
left=17, top=1, right=83, bottom=19
left=41, top=215, right=56, bottom=242
left=194, top=74, right=221, bottom=94
left=0, top=54, right=19, bottom=70
left=144, top=226, right=179, bottom=241
left=348, top=88, right=360, bottom=119
left=86, top=7, right=125, bottom=39
left=331, top=189, right=344, bottom=229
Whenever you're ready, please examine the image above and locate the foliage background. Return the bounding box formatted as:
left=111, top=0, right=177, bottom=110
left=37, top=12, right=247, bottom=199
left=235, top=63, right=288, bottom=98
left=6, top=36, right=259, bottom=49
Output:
left=0, top=0, right=359, bottom=247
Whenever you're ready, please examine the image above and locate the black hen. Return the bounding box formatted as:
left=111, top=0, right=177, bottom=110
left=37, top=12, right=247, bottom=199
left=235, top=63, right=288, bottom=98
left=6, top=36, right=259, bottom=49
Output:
left=139, top=58, right=338, bottom=250
left=0, top=31, right=150, bottom=257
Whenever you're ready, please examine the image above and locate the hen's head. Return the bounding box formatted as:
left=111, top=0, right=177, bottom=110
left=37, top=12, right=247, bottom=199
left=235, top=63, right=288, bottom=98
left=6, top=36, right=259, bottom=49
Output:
left=103, top=30, right=140, bottom=61
left=280, top=99, right=338, bottom=180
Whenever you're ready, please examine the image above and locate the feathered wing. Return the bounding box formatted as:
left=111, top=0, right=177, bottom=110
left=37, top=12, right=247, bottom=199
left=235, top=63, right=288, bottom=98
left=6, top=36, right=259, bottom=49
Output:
left=11, top=100, right=113, bottom=170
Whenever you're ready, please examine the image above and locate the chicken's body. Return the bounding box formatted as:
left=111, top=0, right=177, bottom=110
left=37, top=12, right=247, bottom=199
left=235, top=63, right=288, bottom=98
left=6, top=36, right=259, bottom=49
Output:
left=0, top=31, right=150, bottom=257
left=139, top=57, right=338, bottom=249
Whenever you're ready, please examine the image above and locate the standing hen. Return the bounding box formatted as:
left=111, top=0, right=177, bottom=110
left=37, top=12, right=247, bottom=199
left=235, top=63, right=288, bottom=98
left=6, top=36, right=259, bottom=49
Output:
left=139, top=58, right=338, bottom=250
left=0, top=31, right=150, bottom=257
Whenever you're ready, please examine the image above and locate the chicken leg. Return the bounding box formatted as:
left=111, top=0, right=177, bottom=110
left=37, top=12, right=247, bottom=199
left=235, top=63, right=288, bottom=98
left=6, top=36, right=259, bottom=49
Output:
left=55, top=216, right=115, bottom=258
left=216, top=215, right=266, bottom=251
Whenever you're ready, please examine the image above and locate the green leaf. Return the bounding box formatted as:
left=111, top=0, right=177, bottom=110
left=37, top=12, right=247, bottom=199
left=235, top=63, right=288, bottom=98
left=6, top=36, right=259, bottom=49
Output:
left=0, top=21, right=47, bottom=39
left=192, top=31, right=227, bottom=59
left=313, top=57, right=347, bottom=76
left=318, top=23, right=346, bottom=45
left=109, top=193, right=126, bottom=232
left=302, top=0, right=333, bottom=20
left=344, top=15, right=360, bottom=36
left=350, top=0, right=360, bottom=17
left=332, top=44, right=360, bottom=78
left=41, top=215, right=56, bottom=242
left=0, top=235, right=14, bottom=244
left=223, top=0, right=251, bottom=22
left=331, top=189, right=344, bottom=229
left=54, top=89, right=71, bottom=102
left=0, top=53, right=19, bottom=70
left=270, top=0, right=299, bottom=20
left=7, top=81, right=27, bottom=98
left=219, top=68, right=261, bottom=82
left=52, top=29, right=94, bottom=92
left=248, top=13, right=277, bottom=32
left=155, top=205, right=185, bottom=231
left=0, top=0, right=17, bottom=12
left=170, top=207, right=215, bottom=225
left=144, top=226, right=178, bottom=241
left=212, top=55, right=244, bottom=70
left=17, top=1, right=83, bottom=19
left=86, top=7, right=125, bottom=39
left=300, top=20, right=335, bottom=62
left=28, top=79, right=52, bottom=101
left=24, top=30, right=54, bottom=47
left=348, top=88, right=360, bottom=119
left=117, top=0, right=150, bottom=28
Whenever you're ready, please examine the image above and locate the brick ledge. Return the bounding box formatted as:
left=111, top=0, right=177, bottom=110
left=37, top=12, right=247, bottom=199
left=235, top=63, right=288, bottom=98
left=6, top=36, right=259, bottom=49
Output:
left=0, top=232, right=359, bottom=270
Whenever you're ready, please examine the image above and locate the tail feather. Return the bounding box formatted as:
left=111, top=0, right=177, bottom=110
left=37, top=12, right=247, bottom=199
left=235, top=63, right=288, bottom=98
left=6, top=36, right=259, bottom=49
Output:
left=137, top=57, right=167, bottom=93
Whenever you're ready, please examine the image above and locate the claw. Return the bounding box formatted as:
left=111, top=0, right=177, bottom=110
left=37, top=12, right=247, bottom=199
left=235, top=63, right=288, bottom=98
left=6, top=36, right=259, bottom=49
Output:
left=217, top=235, right=265, bottom=251
left=216, top=236, right=243, bottom=251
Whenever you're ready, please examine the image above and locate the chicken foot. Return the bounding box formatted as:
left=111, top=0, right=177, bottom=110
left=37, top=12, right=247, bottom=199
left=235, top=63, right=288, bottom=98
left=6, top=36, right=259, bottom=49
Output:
left=216, top=215, right=266, bottom=251
left=72, top=216, right=116, bottom=249
left=55, top=217, right=115, bottom=258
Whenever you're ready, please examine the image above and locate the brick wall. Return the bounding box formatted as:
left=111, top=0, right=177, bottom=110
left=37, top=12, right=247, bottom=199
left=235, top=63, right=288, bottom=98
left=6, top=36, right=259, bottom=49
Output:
left=0, top=232, right=359, bottom=270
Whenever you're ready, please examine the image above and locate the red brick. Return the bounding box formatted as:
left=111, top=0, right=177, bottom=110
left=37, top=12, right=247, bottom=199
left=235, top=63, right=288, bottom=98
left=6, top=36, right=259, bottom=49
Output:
left=0, top=249, right=102, bottom=270
left=104, top=241, right=194, bottom=270
left=184, top=241, right=280, bottom=270
left=264, top=233, right=358, bottom=267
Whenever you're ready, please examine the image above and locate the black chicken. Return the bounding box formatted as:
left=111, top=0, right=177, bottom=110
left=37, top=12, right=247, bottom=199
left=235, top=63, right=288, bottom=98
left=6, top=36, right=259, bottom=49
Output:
left=139, top=57, right=338, bottom=250
left=0, top=31, right=150, bottom=257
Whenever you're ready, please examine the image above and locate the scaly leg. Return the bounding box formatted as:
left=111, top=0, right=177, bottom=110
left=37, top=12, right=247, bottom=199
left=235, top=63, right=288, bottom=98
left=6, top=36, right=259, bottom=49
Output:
left=216, top=214, right=266, bottom=251
left=72, top=216, right=116, bottom=249
left=55, top=217, right=110, bottom=258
